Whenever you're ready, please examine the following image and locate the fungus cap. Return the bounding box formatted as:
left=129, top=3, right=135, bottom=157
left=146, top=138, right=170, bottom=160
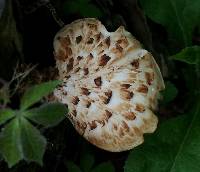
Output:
left=53, top=18, right=165, bottom=152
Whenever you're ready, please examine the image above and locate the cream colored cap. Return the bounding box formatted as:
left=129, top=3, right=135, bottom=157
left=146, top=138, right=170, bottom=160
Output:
left=53, top=18, right=165, bottom=152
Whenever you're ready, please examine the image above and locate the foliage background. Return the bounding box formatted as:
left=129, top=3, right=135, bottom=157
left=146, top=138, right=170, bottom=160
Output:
left=0, top=0, right=199, bottom=171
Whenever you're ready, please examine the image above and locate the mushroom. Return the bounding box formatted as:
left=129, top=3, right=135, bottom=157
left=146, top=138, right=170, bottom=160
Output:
left=53, top=18, right=165, bottom=152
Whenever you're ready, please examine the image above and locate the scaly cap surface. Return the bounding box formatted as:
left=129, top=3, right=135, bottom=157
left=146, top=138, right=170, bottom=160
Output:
left=53, top=18, right=165, bottom=152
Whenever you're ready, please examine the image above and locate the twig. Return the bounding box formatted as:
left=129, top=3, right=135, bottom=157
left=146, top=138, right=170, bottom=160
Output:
left=45, top=2, right=65, bottom=28
left=9, top=63, right=38, bottom=96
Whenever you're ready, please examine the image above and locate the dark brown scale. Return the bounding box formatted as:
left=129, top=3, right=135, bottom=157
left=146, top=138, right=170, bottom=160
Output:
left=76, top=121, right=81, bottom=128
left=55, top=49, right=66, bottom=61
left=68, top=113, right=73, bottom=120
left=116, top=38, right=128, bottom=48
left=65, top=47, right=72, bottom=57
left=76, top=36, right=82, bottom=44
left=88, top=23, right=97, bottom=30
left=128, top=92, right=134, bottom=99
left=116, top=44, right=123, bottom=52
left=57, top=87, right=62, bottom=91
left=89, top=121, right=97, bottom=130
left=82, top=122, right=87, bottom=129
left=83, top=68, right=89, bottom=75
left=104, top=91, right=112, bottom=104
left=105, top=37, right=110, bottom=47
left=96, top=120, right=105, bottom=126
left=89, top=53, right=93, bottom=59
left=113, top=124, right=118, bottom=130
left=65, top=75, right=71, bottom=80
left=122, top=121, right=129, bottom=132
left=124, top=112, right=136, bottom=120
left=74, top=67, right=80, bottom=73
left=86, top=101, right=91, bottom=108
left=71, top=110, right=77, bottom=117
left=87, top=38, right=94, bottom=44
left=99, top=54, right=111, bottom=66
left=116, top=39, right=122, bottom=44
left=119, top=128, right=125, bottom=137
left=67, top=58, right=74, bottom=72
left=131, top=59, right=139, bottom=69
left=98, top=50, right=104, bottom=55
left=72, top=96, right=79, bottom=105
left=65, top=36, right=71, bottom=45
left=80, top=122, right=87, bottom=131
left=135, top=104, right=145, bottom=112
left=81, top=87, right=90, bottom=95
left=122, top=90, right=133, bottom=100
left=97, top=42, right=103, bottom=49
left=121, top=84, right=131, bottom=89
left=95, top=33, right=102, bottom=42
left=59, top=36, right=71, bottom=47
left=77, top=56, right=83, bottom=61
left=94, top=77, right=102, bottom=86
left=137, top=84, right=148, bottom=93
left=105, top=110, right=112, bottom=121
left=145, top=72, right=154, bottom=85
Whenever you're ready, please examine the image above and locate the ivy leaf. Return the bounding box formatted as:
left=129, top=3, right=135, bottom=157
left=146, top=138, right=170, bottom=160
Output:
left=0, top=109, right=15, bottom=125
left=139, top=0, right=200, bottom=46
left=20, top=80, right=61, bottom=110
left=171, top=46, right=200, bottom=64
left=91, top=162, right=115, bottom=172
left=65, top=161, right=81, bottom=172
left=124, top=101, right=200, bottom=172
left=0, top=117, right=47, bottom=167
left=24, top=102, right=68, bottom=127
left=80, top=153, right=95, bottom=172
left=161, top=81, right=178, bottom=104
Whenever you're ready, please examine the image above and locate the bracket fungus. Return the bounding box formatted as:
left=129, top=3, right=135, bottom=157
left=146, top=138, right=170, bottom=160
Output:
left=53, top=18, right=165, bottom=152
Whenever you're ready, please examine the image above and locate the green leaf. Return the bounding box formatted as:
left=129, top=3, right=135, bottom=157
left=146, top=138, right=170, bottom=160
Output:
left=20, top=80, right=61, bottom=110
left=124, top=101, right=200, bottom=172
left=19, top=117, right=47, bottom=165
left=24, top=102, right=67, bottom=127
left=0, top=109, right=15, bottom=125
left=80, top=4, right=103, bottom=18
left=64, top=0, right=102, bottom=18
left=64, top=1, right=80, bottom=14
left=80, top=153, right=95, bottom=172
left=79, top=0, right=90, bottom=3
left=91, top=162, right=115, bottom=172
left=0, top=117, right=47, bottom=167
left=171, top=46, right=200, bottom=64
left=0, top=154, right=2, bottom=161
left=0, top=86, right=10, bottom=106
left=161, top=81, right=178, bottom=104
left=139, top=0, right=200, bottom=46
left=0, top=118, right=23, bottom=167
left=0, top=0, right=23, bottom=79
left=65, top=161, right=81, bottom=172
